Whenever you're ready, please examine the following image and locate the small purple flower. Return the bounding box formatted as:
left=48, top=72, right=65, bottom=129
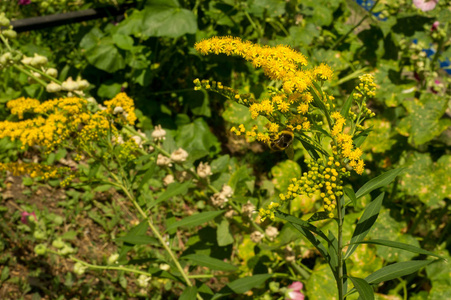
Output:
left=286, top=281, right=305, bottom=300
left=18, top=0, right=31, bottom=5
left=21, top=211, right=37, bottom=225
left=413, top=0, right=439, bottom=12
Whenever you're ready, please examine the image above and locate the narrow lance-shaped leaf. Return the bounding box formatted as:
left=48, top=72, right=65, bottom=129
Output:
left=365, top=260, right=435, bottom=284
left=355, top=168, right=405, bottom=199
left=182, top=254, right=238, bottom=272
left=348, top=277, right=374, bottom=300
left=166, top=210, right=225, bottom=232
left=344, top=193, right=384, bottom=260
left=343, top=187, right=357, bottom=207
left=340, top=92, right=354, bottom=119
left=349, top=239, right=444, bottom=259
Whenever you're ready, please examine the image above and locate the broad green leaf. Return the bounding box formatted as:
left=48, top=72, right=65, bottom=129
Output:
left=157, top=181, right=192, bottom=203
left=306, top=263, right=337, bottom=300
left=271, top=160, right=301, bottom=192
left=166, top=210, right=225, bottom=231
left=176, top=119, right=220, bottom=161
left=210, top=155, right=230, bottom=174
left=349, top=277, right=374, bottom=300
left=350, top=239, right=443, bottom=259
left=398, top=94, right=451, bottom=146
left=398, top=153, right=451, bottom=206
left=115, top=235, right=159, bottom=246
left=222, top=101, right=252, bottom=124
left=345, top=193, right=384, bottom=260
left=179, top=286, right=197, bottom=300
left=365, top=260, right=435, bottom=284
left=141, top=4, right=197, bottom=38
left=83, top=37, right=125, bottom=73
left=182, top=254, right=237, bottom=271
left=217, top=218, right=234, bottom=246
left=355, top=168, right=405, bottom=199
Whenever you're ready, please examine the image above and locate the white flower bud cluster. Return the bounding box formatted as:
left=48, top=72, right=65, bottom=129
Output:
left=242, top=201, right=256, bottom=219
left=265, top=226, right=279, bottom=241
left=151, top=125, right=166, bottom=142
left=250, top=231, right=264, bottom=243
left=0, top=52, right=21, bottom=69
left=171, top=148, right=188, bottom=163
left=210, top=185, right=233, bottom=208
left=137, top=275, right=151, bottom=288
left=157, top=153, right=172, bottom=167
left=0, top=14, right=17, bottom=40
left=197, top=162, right=212, bottom=178
left=163, top=174, right=174, bottom=186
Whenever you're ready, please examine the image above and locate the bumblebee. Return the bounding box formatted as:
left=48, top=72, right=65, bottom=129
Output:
left=269, top=130, right=294, bottom=151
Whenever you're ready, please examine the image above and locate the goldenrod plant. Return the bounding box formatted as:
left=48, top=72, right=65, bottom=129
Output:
left=194, top=36, right=443, bottom=300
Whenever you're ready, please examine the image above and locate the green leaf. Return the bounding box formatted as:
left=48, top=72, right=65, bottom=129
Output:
left=112, top=33, right=134, bottom=50
left=349, top=277, right=374, bottom=300
left=118, top=221, right=149, bottom=262
left=275, top=211, right=336, bottom=271
left=217, top=218, right=234, bottom=246
left=350, top=239, right=444, bottom=259
left=307, top=211, right=330, bottom=222
left=115, top=235, right=159, bottom=246
left=179, top=286, right=198, bottom=300
left=182, top=254, right=237, bottom=272
left=166, top=210, right=225, bottom=232
left=141, top=4, right=198, bottom=38
left=398, top=153, right=451, bottom=206
left=271, top=160, right=301, bottom=192
left=137, top=163, right=157, bottom=191
left=365, top=260, right=435, bottom=284
left=157, top=181, right=192, bottom=203
left=340, top=92, right=354, bottom=119
left=216, top=274, right=272, bottom=298
left=355, top=168, right=405, bottom=199
left=353, top=126, right=373, bottom=148
left=398, top=94, right=451, bottom=146
left=83, top=37, right=125, bottom=73
left=343, top=186, right=357, bottom=207
left=345, top=193, right=384, bottom=260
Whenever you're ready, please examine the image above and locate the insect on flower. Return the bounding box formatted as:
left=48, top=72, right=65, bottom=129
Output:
left=268, top=130, right=295, bottom=159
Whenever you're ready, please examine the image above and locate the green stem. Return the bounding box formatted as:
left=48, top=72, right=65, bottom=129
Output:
left=122, top=125, right=265, bottom=234
left=69, top=255, right=152, bottom=276
left=13, top=65, right=49, bottom=87
left=288, top=261, right=311, bottom=281
left=336, top=197, right=344, bottom=300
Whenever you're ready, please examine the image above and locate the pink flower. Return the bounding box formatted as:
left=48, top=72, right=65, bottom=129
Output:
left=286, top=281, right=305, bottom=300
left=431, top=21, right=440, bottom=31
left=413, top=0, right=438, bottom=12
left=21, top=211, right=37, bottom=225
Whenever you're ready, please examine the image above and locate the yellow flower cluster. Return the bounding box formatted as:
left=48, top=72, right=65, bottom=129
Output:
left=104, top=92, right=137, bottom=125
left=0, top=94, right=137, bottom=152
left=0, top=162, right=70, bottom=180
left=354, top=74, right=377, bottom=99
left=331, top=112, right=365, bottom=174
left=259, top=201, right=280, bottom=222
left=195, top=37, right=334, bottom=147
left=279, top=157, right=347, bottom=218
